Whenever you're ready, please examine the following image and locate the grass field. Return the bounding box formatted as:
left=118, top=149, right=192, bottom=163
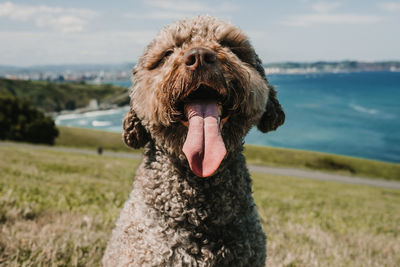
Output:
left=1, top=145, right=399, bottom=266
left=56, top=126, right=400, bottom=181
left=55, top=126, right=134, bottom=153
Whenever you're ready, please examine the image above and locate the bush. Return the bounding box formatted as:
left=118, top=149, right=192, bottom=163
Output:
left=0, top=95, right=59, bottom=145
left=0, top=78, right=129, bottom=113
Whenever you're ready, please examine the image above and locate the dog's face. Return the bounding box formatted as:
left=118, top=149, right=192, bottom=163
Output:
left=123, top=16, right=284, bottom=177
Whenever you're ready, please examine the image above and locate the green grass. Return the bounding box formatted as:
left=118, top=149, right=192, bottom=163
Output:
left=0, top=146, right=399, bottom=266
left=55, top=126, right=137, bottom=153
left=243, top=145, right=400, bottom=181
left=55, top=126, right=400, bottom=180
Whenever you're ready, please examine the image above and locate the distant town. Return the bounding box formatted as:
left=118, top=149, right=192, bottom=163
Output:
left=1, top=61, right=399, bottom=83
left=0, top=63, right=135, bottom=83
left=264, top=61, right=400, bottom=74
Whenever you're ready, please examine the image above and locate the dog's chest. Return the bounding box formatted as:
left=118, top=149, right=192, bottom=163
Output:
left=129, top=157, right=265, bottom=266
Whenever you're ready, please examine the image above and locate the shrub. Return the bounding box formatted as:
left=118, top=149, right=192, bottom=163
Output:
left=0, top=95, right=58, bottom=144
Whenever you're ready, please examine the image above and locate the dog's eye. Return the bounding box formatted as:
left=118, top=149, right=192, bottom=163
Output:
left=164, top=49, right=174, bottom=58
left=147, top=49, right=174, bottom=70
left=220, top=40, right=255, bottom=65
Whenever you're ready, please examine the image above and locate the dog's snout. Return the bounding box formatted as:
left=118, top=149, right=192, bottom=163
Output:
left=184, top=47, right=217, bottom=70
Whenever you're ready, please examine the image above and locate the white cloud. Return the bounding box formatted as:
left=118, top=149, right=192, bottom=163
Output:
left=282, top=2, right=382, bottom=27
left=283, top=13, right=382, bottom=26
left=124, top=11, right=188, bottom=20
left=311, top=2, right=343, bottom=13
left=0, top=31, right=156, bottom=66
left=124, top=0, right=238, bottom=20
left=35, top=15, right=86, bottom=33
left=147, top=0, right=238, bottom=13
left=378, top=2, right=400, bottom=11
left=0, top=2, right=98, bottom=33
left=147, top=0, right=210, bottom=12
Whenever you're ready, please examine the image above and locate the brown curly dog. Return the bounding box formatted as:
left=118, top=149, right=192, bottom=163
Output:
left=103, top=15, right=285, bottom=266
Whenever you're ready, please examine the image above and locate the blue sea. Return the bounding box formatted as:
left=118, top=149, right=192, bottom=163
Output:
left=56, top=72, right=400, bottom=163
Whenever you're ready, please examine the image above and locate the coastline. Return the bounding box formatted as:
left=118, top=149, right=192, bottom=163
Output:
left=47, top=103, right=129, bottom=119
left=53, top=72, right=400, bottom=164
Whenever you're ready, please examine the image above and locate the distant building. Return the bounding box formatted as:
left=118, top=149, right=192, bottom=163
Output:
left=88, top=99, right=99, bottom=109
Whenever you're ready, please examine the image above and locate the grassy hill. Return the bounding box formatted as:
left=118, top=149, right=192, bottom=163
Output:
left=0, top=144, right=399, bottom=266
left=55, top=126, right=400, bottom=181
left=0, top=78, right=129, bottom=113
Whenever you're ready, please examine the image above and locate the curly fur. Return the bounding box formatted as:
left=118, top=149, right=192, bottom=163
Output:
left=103, top=16, right=284, bottom=266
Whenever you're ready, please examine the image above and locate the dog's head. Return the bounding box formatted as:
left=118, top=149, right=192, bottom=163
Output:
left=123, top=16, right=285, bottom=177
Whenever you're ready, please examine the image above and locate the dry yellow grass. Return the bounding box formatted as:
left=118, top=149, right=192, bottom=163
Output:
left=254, top=173, right=400, bottom=266
left=1, top=144, right=399, bottom=266
left=0, top=145, right=136, bottom=266
left=1, top=212, right=107, bottom=266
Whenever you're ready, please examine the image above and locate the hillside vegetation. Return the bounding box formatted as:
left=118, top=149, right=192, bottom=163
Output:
left=0, top=145, right=399, bottom=266
left=0, top=78, right=129, bottom=113
left=55, top=126, right=400, bottom=180
left=0, top=96, right=58, bottom=144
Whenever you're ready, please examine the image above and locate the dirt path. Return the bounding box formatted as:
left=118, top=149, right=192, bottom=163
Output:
left=1, top=142, right=399, bottom=190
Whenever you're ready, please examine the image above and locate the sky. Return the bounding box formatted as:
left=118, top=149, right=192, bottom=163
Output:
left=1, top=0, right=399, bottom=66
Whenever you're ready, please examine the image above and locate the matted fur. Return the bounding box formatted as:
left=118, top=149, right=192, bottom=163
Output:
left=103, top=16, right=284, bottom=266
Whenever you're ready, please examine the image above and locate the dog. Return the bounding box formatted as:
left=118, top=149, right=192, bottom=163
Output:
left=103, top=15, right=285, bottom=266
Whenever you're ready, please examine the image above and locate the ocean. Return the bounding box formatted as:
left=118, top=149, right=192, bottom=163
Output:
left=56, top=72, right=400, bottom=163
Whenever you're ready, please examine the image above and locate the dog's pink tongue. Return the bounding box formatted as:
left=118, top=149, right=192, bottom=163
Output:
left=182, top=101, right=226, bottom=177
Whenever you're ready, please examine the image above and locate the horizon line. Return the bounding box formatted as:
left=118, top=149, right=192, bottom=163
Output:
left=1, top=59, right=400, bottom=69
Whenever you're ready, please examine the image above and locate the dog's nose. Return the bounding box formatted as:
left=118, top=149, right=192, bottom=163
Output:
left=184, top=47, right=217, bottom=70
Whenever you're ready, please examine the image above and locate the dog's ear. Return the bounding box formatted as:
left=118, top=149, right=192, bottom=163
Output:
left=257, top=86, right=285, bottom=133
left=123, top=107, right=150, bottom=149
left=253, top=54, right=285, bottom=133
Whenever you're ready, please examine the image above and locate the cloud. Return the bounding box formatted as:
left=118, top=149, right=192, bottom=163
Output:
left=147, top=0, right=211, bottom=12
left=378, top=2, right=400, bottom=12
left=124, top=0, right=238, bottom=20
left=124, top=11, right=188, bottom=20
left=282, top=2, right=382, bottom=27
left=311, top=2, right=343, bottom=13
left=0, top=2, right=98, bottom=33
left=283, top=13, right=382, bottom=26
left=0, top=30, right=156, bottom=66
